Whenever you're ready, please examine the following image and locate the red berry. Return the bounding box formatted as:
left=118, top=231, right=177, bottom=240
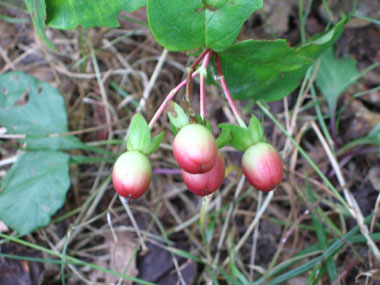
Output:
left=242, top=142, right=283, bottom=192
left=182, top=152, right=225, bottom=196
left=173, top=124, right=218, bottom=174
left=112, top=151, right=152, bottom=199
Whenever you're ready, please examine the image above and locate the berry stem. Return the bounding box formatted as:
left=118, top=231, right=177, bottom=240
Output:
left=199, top=51, right=212, bottom=120
left=185, top=49, right=212, bottom=104
left=148, top=70, right=200, bottom=129
left=214, top=53, right=247, bottom=128
left=153, top=168, right=182, bottom=175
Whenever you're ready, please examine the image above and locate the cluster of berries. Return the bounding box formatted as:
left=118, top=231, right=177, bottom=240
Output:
left=173, top=124, right=225, bottom=196
left=112, top=114, right=283, bottom=199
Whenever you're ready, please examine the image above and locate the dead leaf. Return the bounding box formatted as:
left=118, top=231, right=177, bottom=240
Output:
left=89, top=230, right=139, bottom=285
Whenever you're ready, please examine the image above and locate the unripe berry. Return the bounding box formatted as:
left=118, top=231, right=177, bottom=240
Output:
left=112, top=151, right=152, bottom=199
left=242, top=142, right=283, bottom=192
left=182, top=152, right=225, bottom=196
left=173, top=124, right=218, bottom=174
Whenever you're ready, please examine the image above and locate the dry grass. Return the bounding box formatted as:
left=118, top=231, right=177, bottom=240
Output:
left=1, top=0, right=380, bottom=284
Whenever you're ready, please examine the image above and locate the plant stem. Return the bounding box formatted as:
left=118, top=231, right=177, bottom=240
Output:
left=153, top=168, right=182, bottom=175
left=185, top=49, right=211, bottom=104
left=148, top=70, right=200, bottom=129
left=199, top=51, right=212, bottom=120
left=213, top=53, right=247, bottom=128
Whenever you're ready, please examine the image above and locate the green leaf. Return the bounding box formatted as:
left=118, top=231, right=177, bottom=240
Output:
left=145, top=131, right=164, bottom=155
left=206, top=217, right=216, bottom=244
left=126, top=114, right=151, bottom=153
left=215, top=127, right=232, bottom=149
left=167, top=101, right=189, bottom=131
left=0, top=72, right=84, bottom=151
left=218, top=123, right=253, bottom=151
left=23, top=0, right=56, bottom=50
left=0, top=151, right=70, bottom=235
left=248, top=115, right=264, bottom=144
left=315, top=46, right=359, bottom=115
left=147, top=0, right=263, bottom=52
left=46, top=0, right=146, bottom=30
left=169, top=120, right=179, bottom=136
left=216, top=39, right=313, bottom=101
left=216, top=17, right=347, bottom=101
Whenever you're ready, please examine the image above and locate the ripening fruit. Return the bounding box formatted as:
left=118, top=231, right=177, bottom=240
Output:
left=182, top=152, right=225, bottom=196
left=242, top=142, right=283, bottom=192
left=173, top=124, right=218, bottom=174
left=112, top=151, right=152, bottom=199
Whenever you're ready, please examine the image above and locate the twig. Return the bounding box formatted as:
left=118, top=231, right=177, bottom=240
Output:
left=213, top=175, right=246, bottom=266
left=137, top=48, right=169, bottom=112
left=119, top=197, right=148, bottom=253
left=311, top=121, right=380, bottom=261
left=89, top=36, right=113, bottom=138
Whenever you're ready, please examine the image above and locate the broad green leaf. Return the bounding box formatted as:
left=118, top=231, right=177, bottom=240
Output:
left=126, top=114, right=151, bottom=153
left=46, top=0, right=146, bottom=30
left=0, top=72, right=84, bottom=151
left=145, top=131, right=164, bottom=155
left=147, top=0, right=263, bottom=52
left=218, top=123, right=253, bottom=151
left=23, top=0, right=56, bottom=50
left=217, top=39, right=313, bottom=101
left=217, top=17, right=347, bottom=101
left=315, top=47, right=359, bottom=115
left=0, top=151, right=70, bottom=235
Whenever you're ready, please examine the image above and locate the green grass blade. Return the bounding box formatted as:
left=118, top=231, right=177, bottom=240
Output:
left=307, top=179, right=338, bottom=283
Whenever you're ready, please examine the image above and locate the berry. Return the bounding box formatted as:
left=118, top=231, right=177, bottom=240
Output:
left=242, top=142, right=283, bottom=192
left=182, top=152, right=225, bottom=196
left=112, top=151, right=152, bottom=199
left=173, top=124, right=218, bottom=174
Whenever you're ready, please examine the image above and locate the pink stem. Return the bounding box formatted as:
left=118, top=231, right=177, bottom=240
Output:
left=186, top=49, right=211, bottom=103
left=214, top=53, right=247, bottom=128
left=153, top=168, right=182, bottom=175
left=148, top=70, right=200, bottom=129
left=200, top=51, right=212, bottom=120
left=332, top=257, right=358, bottom=285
